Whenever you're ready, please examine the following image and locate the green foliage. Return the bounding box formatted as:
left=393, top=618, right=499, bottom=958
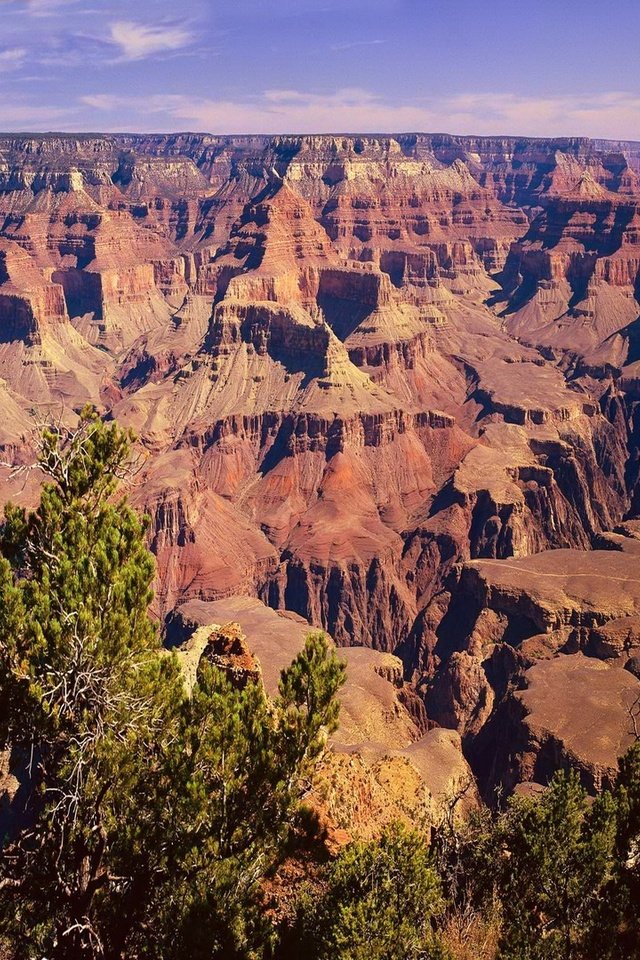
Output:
left=430, top=763, right=640, bottom=960
left=0, top=408, right=176, bottom=958
left=595, top=742, right=640, bottom=960
left=0, top=410, right=346, bottom=960
left=4, top=407, right=640, bottom=960
left=487, top=772, right=616, bottom=960
left=294, top=822, right=448, bottom=960
left=277, top=630, right=346, bottom=780
left=130, top=637, right=346, bottom=960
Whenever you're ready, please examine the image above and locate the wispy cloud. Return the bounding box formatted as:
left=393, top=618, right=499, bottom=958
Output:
left=0, top=97, right=74, bottom=127
left=0, top=0, right=79, bottom=16
left=331, top=39, right=386, bottom=51
left=0, top=47, right=27, bottom=71
left=27, top=0, right=74, bottom=14
left=81, top=94, right=122, bottom=111
left=108, top=20, right=194, bottom=62
left=77, top=88, right=640, bottom=140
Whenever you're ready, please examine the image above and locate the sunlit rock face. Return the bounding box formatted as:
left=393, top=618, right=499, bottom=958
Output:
left=2, top=131, right=640, bottom=797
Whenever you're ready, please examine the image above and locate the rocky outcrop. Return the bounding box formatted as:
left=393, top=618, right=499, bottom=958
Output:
left=5, top=133, right=640, bottom=804
left=169, top=596, right=477, bottom=835
left=425, top=537, right=640, bottom=797
left=471, top=654, right=640, bottom=797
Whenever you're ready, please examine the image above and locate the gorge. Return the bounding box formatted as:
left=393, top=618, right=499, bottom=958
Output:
left=2, top=131, right=640, bottom=807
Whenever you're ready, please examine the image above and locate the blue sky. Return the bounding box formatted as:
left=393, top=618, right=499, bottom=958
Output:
left=0, top=0, right=639, bottom=137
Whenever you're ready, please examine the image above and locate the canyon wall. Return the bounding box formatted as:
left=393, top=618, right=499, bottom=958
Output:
left=2, top=132, right=640, bottom=796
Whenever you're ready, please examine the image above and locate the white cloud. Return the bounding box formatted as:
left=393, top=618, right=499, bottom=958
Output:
left=81, top=94, right=121, bottom=111
left=108, top=20, right=193, bottom=62
left=26, top=0, right=72, bottom=14
left=0, top=0, right=78, bottom=15
left=331, top=39, right=386, bottom=51
left=77, top=88, right=640, bottom=140
left=0, top=99, right=74, bottom=126
left=0, top=47, right=26, bottom=71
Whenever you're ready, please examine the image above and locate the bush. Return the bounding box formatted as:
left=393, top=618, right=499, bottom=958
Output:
left=293, top=822, right=448, bottom=960
left=0, top=411, right=345, bottom=960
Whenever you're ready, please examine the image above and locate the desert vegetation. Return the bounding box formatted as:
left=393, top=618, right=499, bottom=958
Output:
left=0, top=414, right=638, bottom=959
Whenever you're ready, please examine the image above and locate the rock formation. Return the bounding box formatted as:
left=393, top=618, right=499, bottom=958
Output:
left=170, top=596, right=476, bottom=838
left=3, top=132, right=640, bottom=799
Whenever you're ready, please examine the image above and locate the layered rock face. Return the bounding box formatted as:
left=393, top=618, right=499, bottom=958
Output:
left=3, top=132, right=640, bottom=798
left=429, top=536, right=640, bottom=797
left=170, top=595, right=476, bottom=838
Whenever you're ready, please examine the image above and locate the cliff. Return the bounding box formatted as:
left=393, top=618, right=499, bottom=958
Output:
left=2, top=131, right=640, bottom=798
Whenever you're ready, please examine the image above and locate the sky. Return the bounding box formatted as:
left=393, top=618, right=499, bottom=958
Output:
left=0, top=0, right=639, bottom=138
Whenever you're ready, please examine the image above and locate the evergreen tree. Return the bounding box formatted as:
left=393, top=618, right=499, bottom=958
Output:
left=488, top=772, right=616, bottom=960
left=293, top=822, right=448, bottom=960
left=596, top=742, right=640, bottom=960
left=0, top=409, right=179, bottom=958
left=0, top=409, right=346, bottom=960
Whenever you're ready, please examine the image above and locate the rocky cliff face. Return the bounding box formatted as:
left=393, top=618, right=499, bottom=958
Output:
left=2, top=132, right=640, bottom=798
left=170, top=595, right=476, bottom=840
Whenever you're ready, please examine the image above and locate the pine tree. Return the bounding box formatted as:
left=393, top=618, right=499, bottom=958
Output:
left=0, top=409, right=180, bottom=958
left=294, top=822, right=448, bottom=960
left=489, top=771, right=616, bottom=960
left=597, top=742, right=640, bottom=960
left=0, top=410, right=346, bottom=960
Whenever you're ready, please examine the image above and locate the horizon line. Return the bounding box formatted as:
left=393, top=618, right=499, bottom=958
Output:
left=1, top=129, right=640, bottom=145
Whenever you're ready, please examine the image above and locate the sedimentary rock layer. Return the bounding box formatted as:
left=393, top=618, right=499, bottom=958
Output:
left=3, top=132, right=640, bottom=796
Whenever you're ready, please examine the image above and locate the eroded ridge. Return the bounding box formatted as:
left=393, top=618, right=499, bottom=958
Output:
left=3, top=132, right=640, bottom=796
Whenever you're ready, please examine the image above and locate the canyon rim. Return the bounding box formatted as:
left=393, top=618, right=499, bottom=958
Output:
left=2, top=130, right=640, bottom=800
left=2, top=0, right=640, bottom=955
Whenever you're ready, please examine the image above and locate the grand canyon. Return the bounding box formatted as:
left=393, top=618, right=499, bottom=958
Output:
left=2, top=130, right=640, bottom=817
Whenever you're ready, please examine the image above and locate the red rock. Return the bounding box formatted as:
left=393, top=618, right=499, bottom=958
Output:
left=3, top=133, right=640, bottom=800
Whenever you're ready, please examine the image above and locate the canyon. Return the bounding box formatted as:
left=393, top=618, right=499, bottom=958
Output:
left=2, top=131, right=640, bottom=809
